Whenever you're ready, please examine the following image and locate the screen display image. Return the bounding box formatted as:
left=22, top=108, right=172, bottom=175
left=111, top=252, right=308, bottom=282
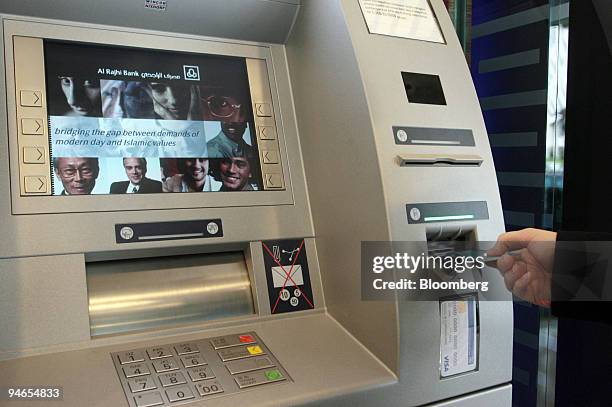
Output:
left=44, top=41, right=262, bottom=196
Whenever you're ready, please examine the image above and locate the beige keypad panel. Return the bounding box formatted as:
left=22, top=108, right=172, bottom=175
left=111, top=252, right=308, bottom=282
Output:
left=13, top=36, right=51, bottom=196
left=111, top=332, right=290, bottom=407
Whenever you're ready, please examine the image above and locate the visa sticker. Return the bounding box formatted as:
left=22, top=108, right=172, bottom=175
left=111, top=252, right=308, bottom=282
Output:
left=440, top=296, right=478, bottom=377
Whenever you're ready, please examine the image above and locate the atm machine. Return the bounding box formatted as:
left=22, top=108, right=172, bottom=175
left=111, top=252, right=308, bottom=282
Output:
left=0, top=1, right=512, bottom=406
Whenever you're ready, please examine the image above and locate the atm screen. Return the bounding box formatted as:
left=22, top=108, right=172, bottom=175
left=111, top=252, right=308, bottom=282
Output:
left=44, top=40, right=262, bottom=195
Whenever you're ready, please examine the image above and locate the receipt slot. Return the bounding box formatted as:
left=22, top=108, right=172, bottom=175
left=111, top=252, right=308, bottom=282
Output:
left=0, top=1, right=511, bottom=406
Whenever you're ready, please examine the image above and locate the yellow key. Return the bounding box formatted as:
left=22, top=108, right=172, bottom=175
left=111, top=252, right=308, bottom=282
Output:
left=247, top=346, right=263, bottom=355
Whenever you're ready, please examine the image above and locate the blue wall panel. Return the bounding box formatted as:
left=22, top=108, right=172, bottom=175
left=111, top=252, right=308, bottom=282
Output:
left=471, top=1, right=550, bottom=405
left=473, top=0, right=548, bottom=25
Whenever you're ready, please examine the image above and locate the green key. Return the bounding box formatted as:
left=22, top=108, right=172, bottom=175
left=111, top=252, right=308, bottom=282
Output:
left=265, top=369, right=282, bottom=381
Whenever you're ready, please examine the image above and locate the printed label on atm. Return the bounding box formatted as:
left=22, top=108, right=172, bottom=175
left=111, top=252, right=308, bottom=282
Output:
left=262, top=239, right=315, bottom=314
left=439, top=296, right=478, bottom=377
left=358, top=0, right=445, bottom=44
left=271, top=265, right=303, bottom=288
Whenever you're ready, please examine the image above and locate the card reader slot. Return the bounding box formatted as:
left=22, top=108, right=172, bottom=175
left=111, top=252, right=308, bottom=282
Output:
left=398, top=154, right=483, bottom=167
left=426, top=226, right=476, bottom=242
left=86, top=252, right=254, bottom=337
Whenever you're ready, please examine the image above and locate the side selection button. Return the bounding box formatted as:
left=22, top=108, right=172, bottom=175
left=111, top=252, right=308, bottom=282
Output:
left=20, top=90, right=42, bottom=107
left=21, top=118, right=44, bottom=135
left=23, top=176, right=47, bottom=193
left=262, top=150, right=279, bottom=164
left=264, top=173, right=283, bottom=189
left=23, top=146, right=45, bottom=164
left=254, top=102, right=272, bottom=117
left=258, top=126, right=276, bottom=140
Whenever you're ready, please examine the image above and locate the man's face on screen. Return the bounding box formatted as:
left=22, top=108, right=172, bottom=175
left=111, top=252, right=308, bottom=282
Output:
left=59, top=77, right=101, bottom=116
left=123, top=158, right=146, bottom=185
left=149, top=83, right=190, bottom=120
left=220, top=157, right=251, bottom=190
left=184, top=158, right=208, bottom=182
left=221, top=121, right=248, bottom=143
left=55, top=157, right=99, bottom=195
left=201, top=87, right=248, bottom=124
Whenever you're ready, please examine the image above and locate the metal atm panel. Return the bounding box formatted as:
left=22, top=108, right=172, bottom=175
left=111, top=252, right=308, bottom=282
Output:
left=0, top=0, right=512, bottom=406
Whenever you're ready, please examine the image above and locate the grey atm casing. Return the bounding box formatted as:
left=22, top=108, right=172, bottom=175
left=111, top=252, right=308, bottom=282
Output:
left=0, top=0, right=512, bottom=406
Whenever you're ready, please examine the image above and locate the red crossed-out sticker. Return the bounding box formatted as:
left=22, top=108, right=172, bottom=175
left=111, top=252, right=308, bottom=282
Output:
left=262, top=240, right=314, bottom=314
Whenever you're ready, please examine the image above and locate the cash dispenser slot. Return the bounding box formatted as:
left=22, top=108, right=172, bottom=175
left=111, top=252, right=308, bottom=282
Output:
left=398, top=153, right=483, bottom=167
left=86, top=252, right=254, bottom=337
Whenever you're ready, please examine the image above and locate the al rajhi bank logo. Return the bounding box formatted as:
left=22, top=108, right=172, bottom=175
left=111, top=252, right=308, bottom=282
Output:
left=183, top=65, right=200, bottom=81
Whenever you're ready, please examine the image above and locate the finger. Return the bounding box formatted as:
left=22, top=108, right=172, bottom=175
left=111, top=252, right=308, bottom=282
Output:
left=488, top=230, right=532, bottom=256
left=513, top=271, right=532, bottom=301
left=496, top=253, right=516, bottom=273
left=528, top=265, right=552, bottom=307
left=516, top=248, right=550, bottom=278
left=504, top=262, right=527, bottom=291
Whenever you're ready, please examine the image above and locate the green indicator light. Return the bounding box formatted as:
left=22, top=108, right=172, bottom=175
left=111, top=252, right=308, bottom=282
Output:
left=265, top=370, right=282, bottom=380
left=423, top=215, right=475, bottom=222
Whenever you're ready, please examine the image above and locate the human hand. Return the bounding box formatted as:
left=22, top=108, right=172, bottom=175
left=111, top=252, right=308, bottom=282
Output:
left=487, top=228, right=557, bottom=307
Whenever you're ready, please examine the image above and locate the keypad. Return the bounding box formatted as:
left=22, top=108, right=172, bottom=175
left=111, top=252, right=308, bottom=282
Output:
left=187, top=366, right=215, bottom=382
left=175, top=343, right=199, bottom=355
left=123, top=363, right=151, bottom=378
left=147, top=347, right=174, bottom=360
left=179, top=354, right=207, bottom=368
left=195, top=380, right=224, bottom=397
left=111, top=332, right=290, bottom=406
left=134, top=391, right=163, bottom=407
left=152, top=358, right=179, bottom=373
left=128, top=377, right=157, bottom=393
left=118, top=351, right=146, bottom=365
left=159, top=372, right=187, bottom=387
left=166, top=385, right=194, bottom=402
